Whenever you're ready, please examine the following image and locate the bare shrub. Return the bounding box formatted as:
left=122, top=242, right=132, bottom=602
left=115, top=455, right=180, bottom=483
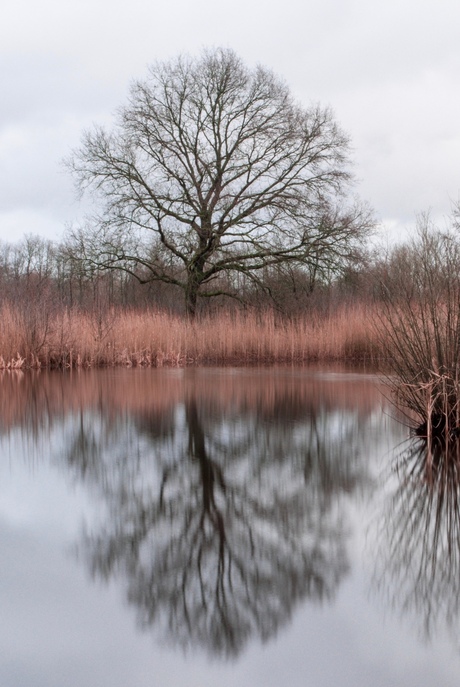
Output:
left=378, top=213, right=460, bottom=439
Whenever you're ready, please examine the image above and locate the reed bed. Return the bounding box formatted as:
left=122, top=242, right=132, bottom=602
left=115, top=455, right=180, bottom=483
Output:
left=0, top=302, right=382, bottom=369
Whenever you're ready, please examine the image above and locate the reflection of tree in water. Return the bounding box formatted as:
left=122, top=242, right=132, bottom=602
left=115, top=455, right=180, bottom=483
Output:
left=65, top=391, right=371, bottom=657
left=375, top=436, right=460, bottom=645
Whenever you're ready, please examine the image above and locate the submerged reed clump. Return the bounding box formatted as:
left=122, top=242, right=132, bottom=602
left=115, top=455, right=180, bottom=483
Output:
left=378, top=213, right=460, bottom=443
left=396, top=373, right=460, bottom=444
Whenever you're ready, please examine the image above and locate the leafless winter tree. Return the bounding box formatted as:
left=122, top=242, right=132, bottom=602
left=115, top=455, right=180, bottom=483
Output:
left=67, top=48, right=372, bottom=317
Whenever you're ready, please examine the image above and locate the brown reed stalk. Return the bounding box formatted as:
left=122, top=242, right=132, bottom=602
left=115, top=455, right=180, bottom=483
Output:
left=0, top=301, right=381, bottom=369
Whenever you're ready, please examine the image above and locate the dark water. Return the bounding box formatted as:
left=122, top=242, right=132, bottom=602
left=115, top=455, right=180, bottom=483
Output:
left=1, top=367, right=459, bottom=686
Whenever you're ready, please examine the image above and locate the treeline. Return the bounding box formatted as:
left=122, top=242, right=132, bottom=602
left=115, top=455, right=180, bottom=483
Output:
left=0, top=211, right=458, bottom=370
left=0, top=230, right=375, bottom=368
left=0, top=232, right=376, bottom=317
left=0, top=234, right=175, bottom=312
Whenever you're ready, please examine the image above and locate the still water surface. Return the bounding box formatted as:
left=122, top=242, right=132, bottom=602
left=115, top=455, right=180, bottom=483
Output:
left=1, top=367, right=460, bottom=686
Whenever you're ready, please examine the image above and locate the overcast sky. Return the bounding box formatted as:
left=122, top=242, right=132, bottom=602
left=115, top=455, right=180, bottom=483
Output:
left=2, top=0, right=460, bottom=246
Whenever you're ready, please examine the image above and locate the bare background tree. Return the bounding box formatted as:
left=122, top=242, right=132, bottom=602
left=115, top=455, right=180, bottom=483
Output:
left=66, top=48, right=372, bottom=317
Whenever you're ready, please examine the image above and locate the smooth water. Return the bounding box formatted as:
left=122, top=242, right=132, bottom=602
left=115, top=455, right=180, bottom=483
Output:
left=1, top=367, right=459, bottom=686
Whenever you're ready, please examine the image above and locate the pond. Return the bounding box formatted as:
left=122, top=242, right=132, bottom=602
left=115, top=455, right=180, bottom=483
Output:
left=1, top=366, right=459, bottom=686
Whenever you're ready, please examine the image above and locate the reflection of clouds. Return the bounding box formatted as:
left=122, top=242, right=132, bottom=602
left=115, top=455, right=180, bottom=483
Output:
left=374, top=437, right=460, bottom=646
left=69, top=390, right=374, bottom=658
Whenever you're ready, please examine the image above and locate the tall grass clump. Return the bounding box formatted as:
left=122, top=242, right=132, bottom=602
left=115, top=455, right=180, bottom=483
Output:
left=378, top=213, right=460, bottom=443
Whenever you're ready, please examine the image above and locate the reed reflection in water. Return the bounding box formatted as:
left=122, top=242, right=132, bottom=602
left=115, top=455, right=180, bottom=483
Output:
left=375, top=434, right=460, bottom=646
left=0, top=367, right=386, bottom=658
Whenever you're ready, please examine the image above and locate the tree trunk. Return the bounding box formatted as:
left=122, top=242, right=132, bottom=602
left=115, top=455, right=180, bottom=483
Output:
left=185, top=282, right=198, bottom=319
left=185, top=266, right=203, bottom=319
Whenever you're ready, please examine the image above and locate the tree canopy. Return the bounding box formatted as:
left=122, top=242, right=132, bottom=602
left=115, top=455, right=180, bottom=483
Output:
left=68, top=48, right=372, bottom=316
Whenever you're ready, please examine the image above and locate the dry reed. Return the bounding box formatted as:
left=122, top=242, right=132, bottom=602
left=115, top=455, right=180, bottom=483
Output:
left=0, top=302, right=382, bottom=369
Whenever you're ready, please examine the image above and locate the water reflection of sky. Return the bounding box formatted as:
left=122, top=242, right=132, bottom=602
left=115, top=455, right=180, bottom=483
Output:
left=0, top=368, right=460, bottom=686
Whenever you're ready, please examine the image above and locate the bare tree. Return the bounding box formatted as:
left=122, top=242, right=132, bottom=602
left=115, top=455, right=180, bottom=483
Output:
left=67, top=48, right=373, bottom=317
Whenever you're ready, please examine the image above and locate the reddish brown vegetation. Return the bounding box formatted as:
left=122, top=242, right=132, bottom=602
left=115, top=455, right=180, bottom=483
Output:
left=0, top=303, right=382, bottom=369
